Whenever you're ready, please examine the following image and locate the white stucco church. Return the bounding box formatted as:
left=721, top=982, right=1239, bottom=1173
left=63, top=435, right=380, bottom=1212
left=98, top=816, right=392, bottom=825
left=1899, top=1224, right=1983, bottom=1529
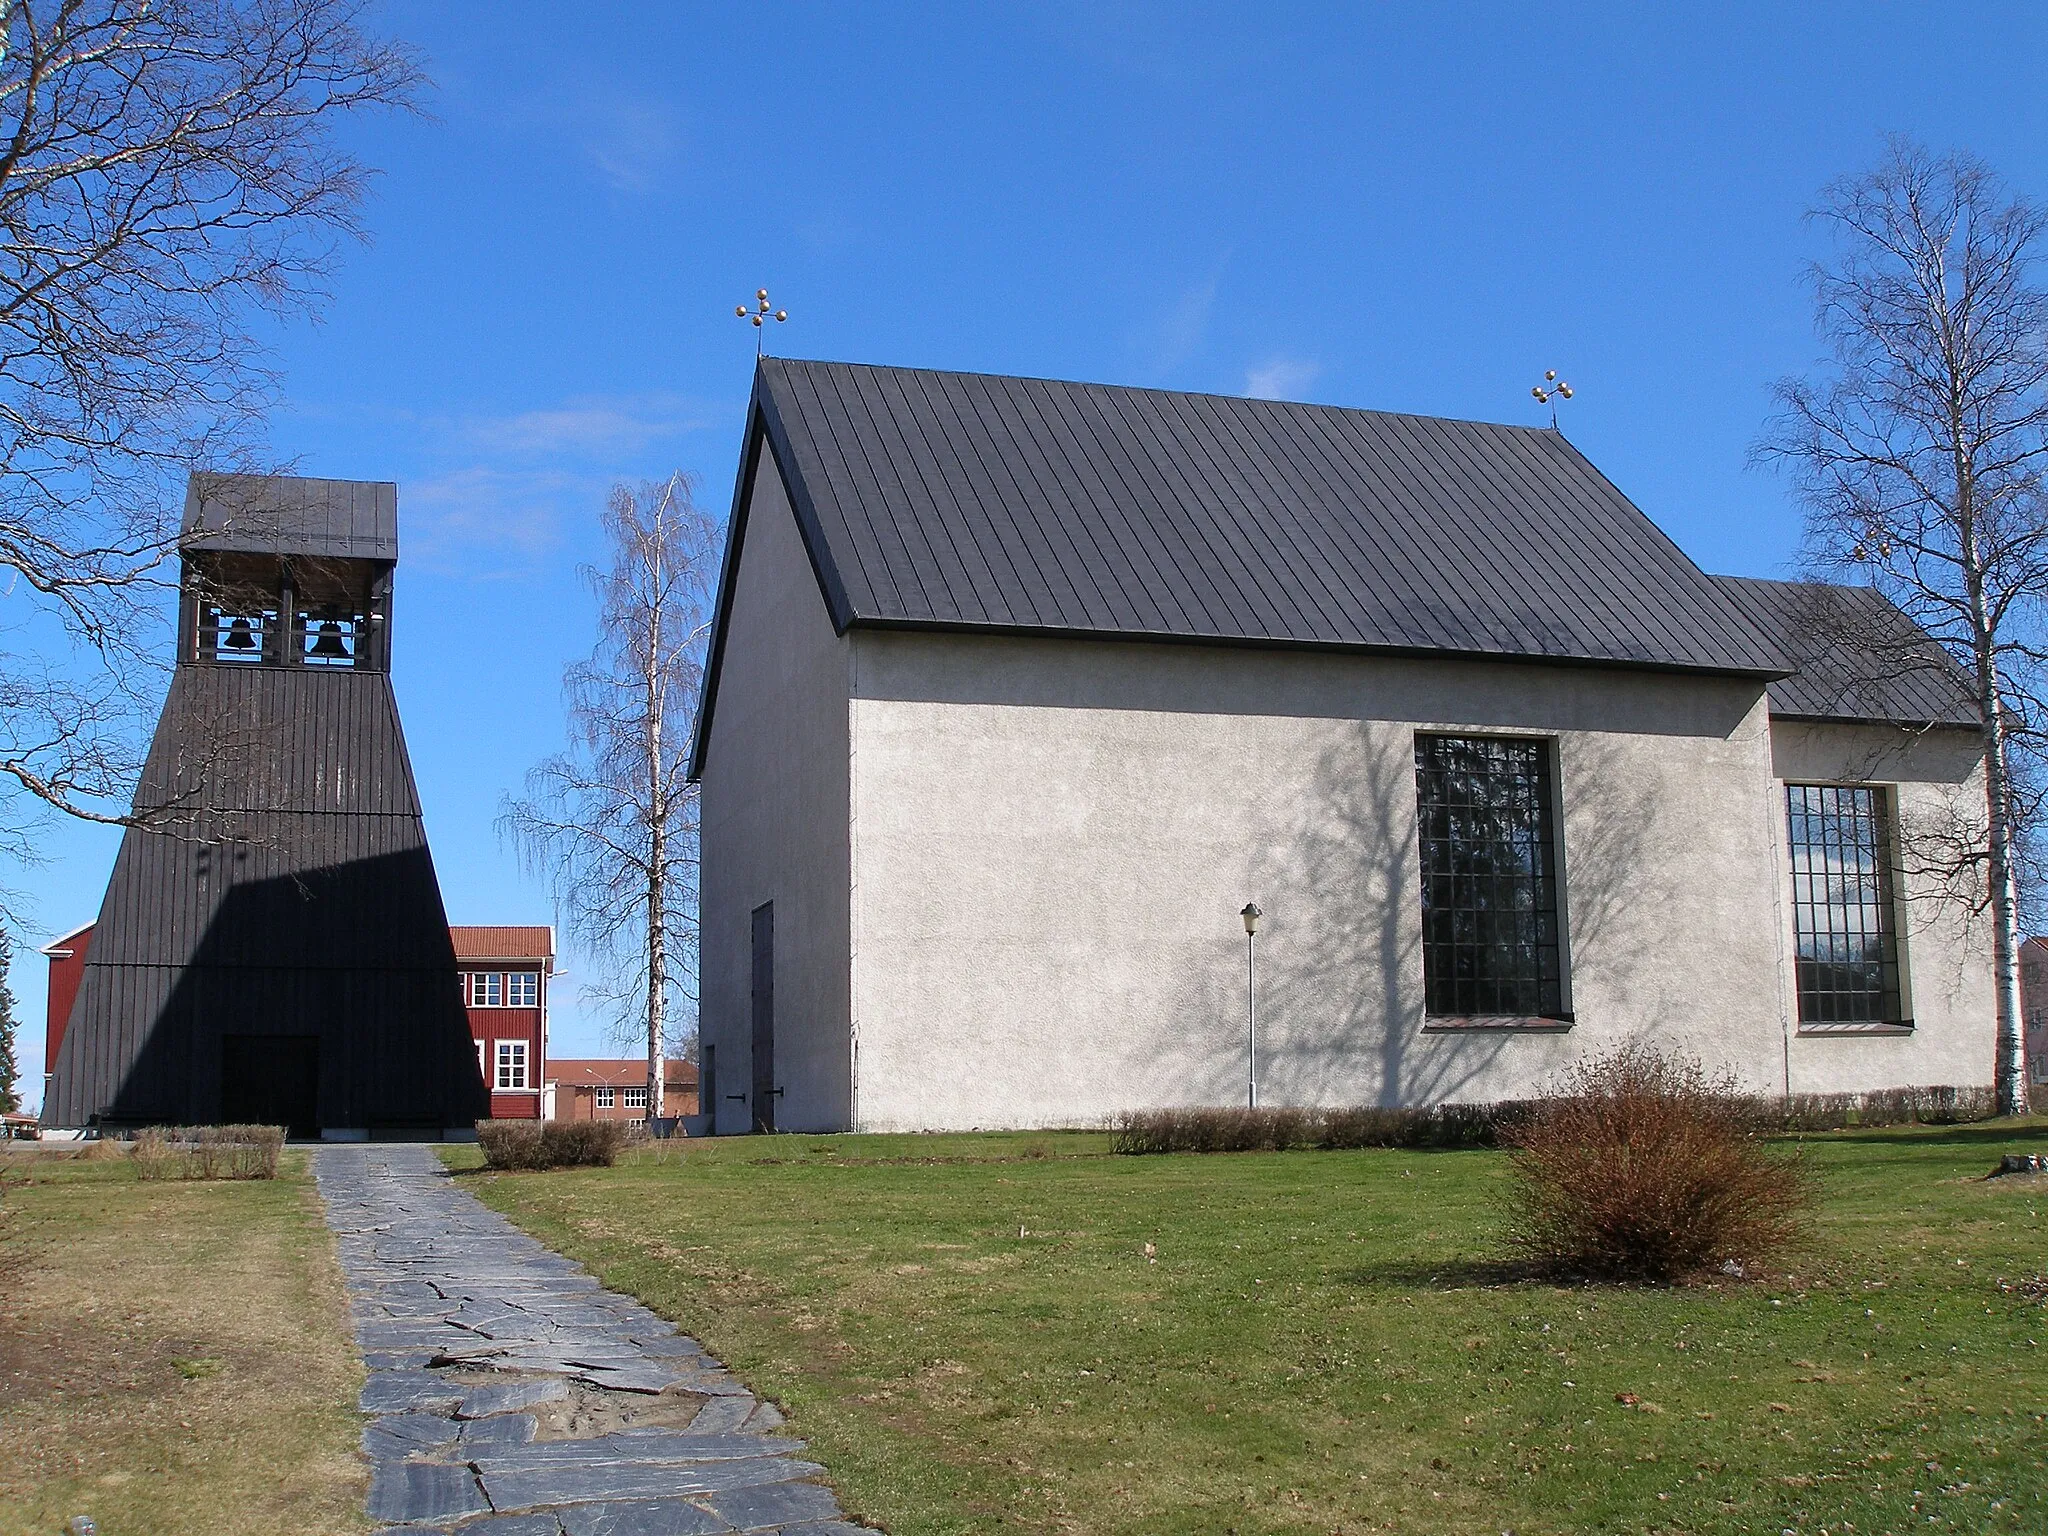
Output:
left=690, top=359, right=1991, bottom=1134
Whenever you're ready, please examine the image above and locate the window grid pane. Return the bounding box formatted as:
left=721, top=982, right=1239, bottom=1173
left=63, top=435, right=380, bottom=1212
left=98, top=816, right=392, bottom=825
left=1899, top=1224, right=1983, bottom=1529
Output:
left=494, top=1040, right=527, bottom=1090
left=507, top=971, right=539, bottom=1008
left=1415, top=735, right=1564, bottom=1017
left=1786, top=784, right=1903, bottom=1025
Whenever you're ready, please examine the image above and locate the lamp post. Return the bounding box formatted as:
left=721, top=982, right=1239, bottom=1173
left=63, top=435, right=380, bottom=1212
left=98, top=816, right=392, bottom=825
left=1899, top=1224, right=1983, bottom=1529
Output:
left=1240, top=902, right=1262, bottom=1109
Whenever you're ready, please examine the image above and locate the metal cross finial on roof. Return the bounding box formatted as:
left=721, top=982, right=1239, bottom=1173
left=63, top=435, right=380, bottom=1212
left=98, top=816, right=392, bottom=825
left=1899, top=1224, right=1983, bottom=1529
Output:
left=1530, top=369, right=1574, bottom=429
left=735, top=287, right=788, bottom=357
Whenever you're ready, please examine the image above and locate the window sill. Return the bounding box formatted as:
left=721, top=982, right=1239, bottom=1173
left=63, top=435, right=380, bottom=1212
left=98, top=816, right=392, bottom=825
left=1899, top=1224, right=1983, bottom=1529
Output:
left=1422, top=1015, right=1574, bottom=1033
left=1796, top=1021, right=1915, bottom=1037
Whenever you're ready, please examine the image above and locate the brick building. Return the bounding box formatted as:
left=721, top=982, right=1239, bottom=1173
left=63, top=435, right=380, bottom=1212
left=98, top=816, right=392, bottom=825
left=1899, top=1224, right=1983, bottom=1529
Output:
left=546, top=1058, right=699, bottom=1126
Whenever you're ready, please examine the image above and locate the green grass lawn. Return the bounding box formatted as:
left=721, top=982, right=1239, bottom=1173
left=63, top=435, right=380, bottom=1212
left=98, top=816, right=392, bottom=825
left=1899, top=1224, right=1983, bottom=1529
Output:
left=0, top=1147, right=369, bottom=1536
left=454, top=1121, right=2048, bottom=1536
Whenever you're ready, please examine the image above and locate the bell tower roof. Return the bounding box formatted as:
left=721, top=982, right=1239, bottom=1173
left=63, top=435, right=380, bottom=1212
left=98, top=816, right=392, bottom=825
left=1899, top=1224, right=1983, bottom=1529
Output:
left=181, top=472, right=398, bottom=562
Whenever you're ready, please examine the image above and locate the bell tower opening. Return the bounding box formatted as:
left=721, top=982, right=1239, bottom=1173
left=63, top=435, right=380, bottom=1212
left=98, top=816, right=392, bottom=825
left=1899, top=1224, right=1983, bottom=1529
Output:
left=180, top=538, right=393, bottom=672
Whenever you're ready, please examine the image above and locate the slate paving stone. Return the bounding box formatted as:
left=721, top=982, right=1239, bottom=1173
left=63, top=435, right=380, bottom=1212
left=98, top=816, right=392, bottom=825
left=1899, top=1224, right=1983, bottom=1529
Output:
left=315, top=1146, right=873, bottom=1533
left=458, top=1413, right=540, bottom=1448
left=475, top=1433, right=807, bottom=1469
left=479, top=1456, right=825, bottom=1510
left=574, top=1363, right=690, bottom=1394
left=450, top=1515, right=568, bottom=1536
left=680, top=1397, right=757, bottom=1436
left=367, top=1412, right=464, bottom=1448
left=457, top=1377, right=573, bottom=1418
left=553, top=1500, right=734, bottom=1536
left=365, top=1461, right=492, bottom=1524
left=362, top=1369, right=467, bottom=1414
left=699, top=1481, right=844, bottom=1531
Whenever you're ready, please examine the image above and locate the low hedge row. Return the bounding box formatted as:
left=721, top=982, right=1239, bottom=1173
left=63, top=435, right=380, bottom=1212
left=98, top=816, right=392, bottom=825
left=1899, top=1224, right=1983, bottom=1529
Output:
left=476, top=1119, right=633, bottom=1170
left=1109, top=1085, right=1996, bottom=1155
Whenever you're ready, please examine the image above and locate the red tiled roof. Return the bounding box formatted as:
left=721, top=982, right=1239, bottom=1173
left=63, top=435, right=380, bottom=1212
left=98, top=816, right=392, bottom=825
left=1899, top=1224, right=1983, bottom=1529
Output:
left=450, top=925, right=554, bottom=962
left=548, top=1058, right=698, bottom=1088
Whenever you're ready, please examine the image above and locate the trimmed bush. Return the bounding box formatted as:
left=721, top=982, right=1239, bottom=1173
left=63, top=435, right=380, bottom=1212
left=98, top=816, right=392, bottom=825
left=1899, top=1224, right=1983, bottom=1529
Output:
left=1109, top=1082, right=1994, bottom=1157
left=477, top=1119, right=631, bottom=1171
left=129, top=1125, right=283, bottom=1181
left=1110, top=1102, right=1534, bottom=1154
left=1503, top=1047, right=1813, bottom=1283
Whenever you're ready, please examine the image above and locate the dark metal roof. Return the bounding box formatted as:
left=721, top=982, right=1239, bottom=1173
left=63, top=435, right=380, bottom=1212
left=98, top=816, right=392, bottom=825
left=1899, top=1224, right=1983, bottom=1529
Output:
left=1709, top=576, right=1981, bottom=730
left=181, top=472, right=398, bottom=561
left=753, top=358, right=1794, bottom=674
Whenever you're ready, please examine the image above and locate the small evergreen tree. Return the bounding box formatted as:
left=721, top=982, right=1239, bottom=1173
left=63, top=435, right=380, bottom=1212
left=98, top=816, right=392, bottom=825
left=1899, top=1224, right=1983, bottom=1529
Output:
left=0, top=929, right=19, bottom=1114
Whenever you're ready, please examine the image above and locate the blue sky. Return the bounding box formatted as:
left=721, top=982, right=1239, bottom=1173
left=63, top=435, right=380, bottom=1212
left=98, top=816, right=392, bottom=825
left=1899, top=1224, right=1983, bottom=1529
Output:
left=14, top=3, right=2048, bottom=1106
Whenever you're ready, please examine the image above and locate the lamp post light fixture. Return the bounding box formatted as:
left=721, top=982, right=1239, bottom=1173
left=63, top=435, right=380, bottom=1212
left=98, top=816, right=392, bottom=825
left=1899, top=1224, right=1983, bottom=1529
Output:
left=1240, top=902, right=1262, bottom=1109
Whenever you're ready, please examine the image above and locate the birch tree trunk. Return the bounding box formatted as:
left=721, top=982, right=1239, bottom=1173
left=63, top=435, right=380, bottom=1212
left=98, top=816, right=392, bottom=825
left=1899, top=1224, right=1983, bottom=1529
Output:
left=1761, top=139, right=2048, bottom=1116
left=502, top=474, right=717, bottom=1123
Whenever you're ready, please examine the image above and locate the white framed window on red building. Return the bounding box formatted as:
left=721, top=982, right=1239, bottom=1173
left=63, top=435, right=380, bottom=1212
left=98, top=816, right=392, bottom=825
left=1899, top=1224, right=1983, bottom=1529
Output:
left=595, top=1085, right=615, bottom=1109
left=495, top=1040, right=528, bottom=1090
left=622, top=1086, right=649, bottom=1110
left=463, top=970, right=540, bottom=1008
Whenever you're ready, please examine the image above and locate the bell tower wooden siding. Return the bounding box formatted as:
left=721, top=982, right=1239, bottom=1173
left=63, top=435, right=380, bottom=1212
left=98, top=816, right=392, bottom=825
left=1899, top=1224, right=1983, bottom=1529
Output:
left=41, top=474, right=488, bottom=1133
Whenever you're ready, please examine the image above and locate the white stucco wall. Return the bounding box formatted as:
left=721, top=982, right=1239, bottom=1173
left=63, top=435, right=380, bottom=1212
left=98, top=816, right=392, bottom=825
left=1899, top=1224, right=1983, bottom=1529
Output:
left=696, top=447, right=852, bottom=1134
left=699, top=490, right=1995, bottom=1133
left=1770, top=721, right=1994, bottom=1094
left=845, top=632, right=1830, bottom=1131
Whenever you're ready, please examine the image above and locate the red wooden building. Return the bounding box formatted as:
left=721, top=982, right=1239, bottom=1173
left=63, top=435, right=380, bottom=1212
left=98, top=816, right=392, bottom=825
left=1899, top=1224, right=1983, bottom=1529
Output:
left=43, top=921, right=557, bottom=1124
left=451, top=926, right=554, bottom=1122
left=38, top=922, right=95, bottom=1109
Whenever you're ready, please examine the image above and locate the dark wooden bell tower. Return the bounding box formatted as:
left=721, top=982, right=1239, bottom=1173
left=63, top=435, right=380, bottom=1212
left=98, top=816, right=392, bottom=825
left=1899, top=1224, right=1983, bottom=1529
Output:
left=42, top=474, right=488, bottom=1136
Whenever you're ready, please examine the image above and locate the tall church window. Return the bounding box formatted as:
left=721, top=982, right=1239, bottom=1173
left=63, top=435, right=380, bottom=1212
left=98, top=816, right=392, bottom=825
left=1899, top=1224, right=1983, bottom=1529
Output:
left=1415, top=734, right=1567, bottom=1018
left=1786, top=784, right=1905, bottom=1026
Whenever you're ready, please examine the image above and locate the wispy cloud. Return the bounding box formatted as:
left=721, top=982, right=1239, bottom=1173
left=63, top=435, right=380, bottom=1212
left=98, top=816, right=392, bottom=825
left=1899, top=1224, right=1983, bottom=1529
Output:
left=578, top=93, right=682, bottom=194
left=402, top=466, right=596, bottom=576
left=283, top=388, right=736, bottom=577
left=458, top=394, right=718, bottom=458
left=1243, top=357, right=1323, bottom=401
left=1131, top=273, right=1222, bottom=381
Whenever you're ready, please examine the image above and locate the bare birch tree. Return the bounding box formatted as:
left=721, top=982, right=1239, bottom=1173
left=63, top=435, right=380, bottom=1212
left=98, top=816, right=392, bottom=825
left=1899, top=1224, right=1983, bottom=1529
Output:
left=0, top=0, right=422, bottom=846
left=1760, top=139, right=2048, bottom=1116
left=501, top=474, right=719, bottom=1125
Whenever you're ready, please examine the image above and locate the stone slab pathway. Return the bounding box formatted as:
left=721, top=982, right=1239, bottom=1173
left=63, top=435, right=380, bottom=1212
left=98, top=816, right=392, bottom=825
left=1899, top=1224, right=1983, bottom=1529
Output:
left=314, top=1144, right=874, bottom=1535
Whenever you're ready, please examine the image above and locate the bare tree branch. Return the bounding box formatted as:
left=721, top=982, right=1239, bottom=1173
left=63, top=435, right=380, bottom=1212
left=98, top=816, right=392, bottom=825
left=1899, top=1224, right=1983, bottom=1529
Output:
left=0, top=0, right=423, bottom=849
left=1756, top=138, right=2047, bottom=1114
left=500, top=473, right=718, bottom=1124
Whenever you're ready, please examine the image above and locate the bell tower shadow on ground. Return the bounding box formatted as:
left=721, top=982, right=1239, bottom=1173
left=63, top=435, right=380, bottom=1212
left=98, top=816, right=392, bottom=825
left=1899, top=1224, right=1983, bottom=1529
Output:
left=41, top=474, right=488, bottom=1136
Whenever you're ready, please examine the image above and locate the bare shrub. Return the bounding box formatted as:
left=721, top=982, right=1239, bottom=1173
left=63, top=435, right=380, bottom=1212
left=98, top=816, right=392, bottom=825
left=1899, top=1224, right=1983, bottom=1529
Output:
left=544, top=1121, right=630, bottom=1167
left=1503, top=1048, right=1814, bottom=1283
left=129, top=1125, right=282, bottom=1180
left=131, top=1127, right=177, bottom=1181
left=197, top=1126, right=284, bottom=1179
left=478, top=1120, right=630, bottom=1171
